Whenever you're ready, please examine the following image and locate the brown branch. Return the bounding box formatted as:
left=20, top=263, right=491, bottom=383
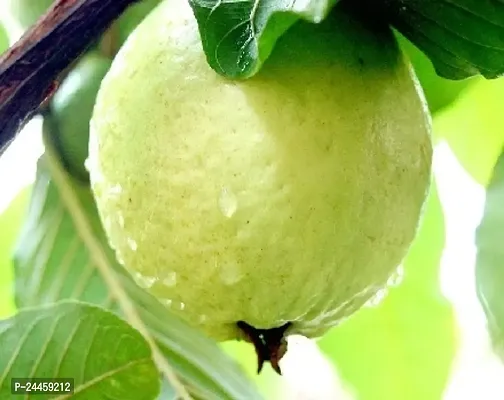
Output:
left=0, top=0, right=139, bottom=152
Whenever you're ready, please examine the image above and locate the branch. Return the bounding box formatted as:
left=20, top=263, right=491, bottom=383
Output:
left=0, top=0, right=139, bottom=152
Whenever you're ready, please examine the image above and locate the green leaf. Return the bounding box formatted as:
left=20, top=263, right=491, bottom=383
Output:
left=12, top=135, right=263, bottom=400
left=188, top=0, right=338, bottom=78
left=0, top=187, right=30, bottom=319
left=476, top=151, right=504, bottom=357
left=396, top=33, right=475, bottom=114
left=384, top=0, right=504, bottom=80
left=0, top=301, right=160, bottom=400
left=433, top=77, right=504, bottom=186
left=318, top=180, right=457, bottom=400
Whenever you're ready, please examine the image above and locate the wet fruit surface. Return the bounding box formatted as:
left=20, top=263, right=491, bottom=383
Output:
left=89, top=0, right=432, bottom=346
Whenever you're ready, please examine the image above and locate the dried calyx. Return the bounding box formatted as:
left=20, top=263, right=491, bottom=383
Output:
left=237, top=321, right=292, bottom=375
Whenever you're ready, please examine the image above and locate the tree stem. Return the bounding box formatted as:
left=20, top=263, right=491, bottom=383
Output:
left=0, top=0, right=139, bottom=152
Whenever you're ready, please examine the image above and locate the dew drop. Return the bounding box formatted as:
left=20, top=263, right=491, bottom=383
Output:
left=108, top=184, right=123, bottom=196
left=220, top=262, right=243, bottom=285
left=364, top=287, right=388, bottom=308
left=127, top=238, right=138, bottom=251
left=117, top=212, right=125, bottom=228
left=161, top=298, right=173, bottom=307
left=134, top=272, right=157, bottom=289
left=387, top=265, right=404, bottom=288
left=218, top=186, right=237, bottom=218
left=116, top=253, right=125, bottom=266
left=178, top=302, right=186, bottom=311
left=104, top=215, right=113, bottom=231
left=162, top=272, right=177, bottom=287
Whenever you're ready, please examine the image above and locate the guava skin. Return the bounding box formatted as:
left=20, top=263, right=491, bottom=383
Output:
left=89, top=0, right=432, bottom=343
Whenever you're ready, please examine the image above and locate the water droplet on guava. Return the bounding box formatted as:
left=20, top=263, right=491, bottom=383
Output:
left=134, top=272, right=157, bottom=289
left=103, top=215, right=112, bottom=230
left=218, top=186, right=237, bottom=218
left=161, top=298, right=173, bottom=307
left=220, top=262, right=243, bottom=285
left=178, top=301, right=186, bottom=311
left=364, top=287, right=388, bottom=308
left=162, top=271, right=177, bottom=287
left=108, top=184, right=123, bottom=196
left=387, top=265, right=404, bottom=287
left=127, top=238, right=138, bottom=251
left=116, top=252, right=125, bottom=265
left=117, top=212, right=125, bottom=228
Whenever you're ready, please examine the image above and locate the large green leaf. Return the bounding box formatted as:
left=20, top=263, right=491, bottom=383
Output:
left=0, top=187, right=30, bottom=319
left=476, top=151, right=504, bottom=357
left=318, top=180, right=457, bottom=400
left=189, top=0, right=504, bottom=80
left=0, top=301, right=160, bottom=400
left=189, top=0, right=338, bottom=78
left=433, top=77, right=504, bottom=186
left=396, top=33, right=475, bottom=115
left=384, top=0, right=504, bottom=80
left=12, top=135, right=263, bottom=400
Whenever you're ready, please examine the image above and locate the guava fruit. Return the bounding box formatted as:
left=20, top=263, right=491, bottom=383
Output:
left=89, top=0, right=432, bottom=372
left=2, top=0, right=53, bottom=31
left=45, top=52, right=112, bottom=181
left=116, top=0, right=161, bottom=47
left=0, top=24, right=8, bottom=53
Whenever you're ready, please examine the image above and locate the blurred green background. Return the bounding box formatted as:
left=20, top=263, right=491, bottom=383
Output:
left=1, top=2, right=504, bottom=399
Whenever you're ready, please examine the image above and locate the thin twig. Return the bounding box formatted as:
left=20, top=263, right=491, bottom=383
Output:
left=43, top=132, right=193, bottom=400
left=0, top=0, right=139, bottom=152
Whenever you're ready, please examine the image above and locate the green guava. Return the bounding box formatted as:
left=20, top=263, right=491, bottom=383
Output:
left=0, top=24, right=8, bottom=53
left=115, top=0, right=161, bottom=47
left=45, top=52, right=112, bottom=181
left=2, top=0, right=53, bottom=31
left=89, top=0, right=432, bottom=371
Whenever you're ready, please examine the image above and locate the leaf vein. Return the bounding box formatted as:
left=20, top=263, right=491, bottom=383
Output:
left=28, top=313, right=65, bottom=378
left=0, top=314, right=47, bottom=386
left=405, top=2, right=504, bottom=52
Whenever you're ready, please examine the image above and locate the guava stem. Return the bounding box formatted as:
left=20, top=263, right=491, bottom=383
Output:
left=0, top=0, right=139, bottom=153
